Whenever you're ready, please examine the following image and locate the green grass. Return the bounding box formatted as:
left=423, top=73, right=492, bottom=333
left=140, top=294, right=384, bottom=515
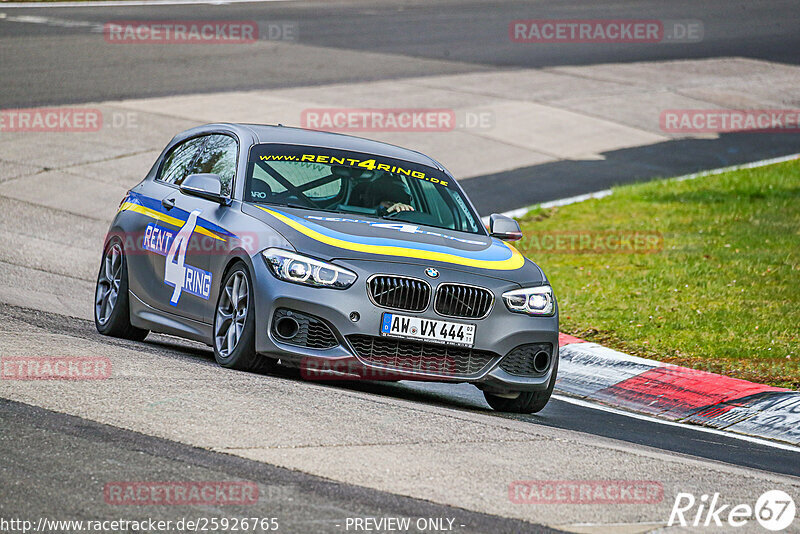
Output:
left=515, top=159, right=800, bottom=389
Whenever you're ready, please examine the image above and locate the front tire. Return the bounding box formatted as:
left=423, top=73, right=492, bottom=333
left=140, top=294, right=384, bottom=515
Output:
left=213, top=263, right=273, bottom=372
left=94, top=239, right=149, bottom=341
left=483, top=356, right=558, bottom=414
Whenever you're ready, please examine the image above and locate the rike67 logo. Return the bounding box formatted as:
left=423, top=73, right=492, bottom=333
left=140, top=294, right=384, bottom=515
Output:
left=669, top=490, right=796, bottom=531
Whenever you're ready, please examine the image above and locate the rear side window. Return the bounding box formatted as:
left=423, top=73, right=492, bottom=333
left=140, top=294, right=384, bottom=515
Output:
left=158, top=137, right=205, bottom=186
left=191, top=134, right=237, bottom=197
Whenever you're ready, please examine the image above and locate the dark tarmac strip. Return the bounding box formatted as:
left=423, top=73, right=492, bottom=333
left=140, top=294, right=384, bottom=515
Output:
left=0, top=398, right=559, bottom=534
left=461, top=132, right=800, bottom=214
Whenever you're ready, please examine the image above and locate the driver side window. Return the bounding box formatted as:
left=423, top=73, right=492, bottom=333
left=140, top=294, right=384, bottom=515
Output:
left=158, top=134, right=237, bottom=197
left=158, top=137, right=205, bottom=186
left=192, top=134, right=237, bottom=197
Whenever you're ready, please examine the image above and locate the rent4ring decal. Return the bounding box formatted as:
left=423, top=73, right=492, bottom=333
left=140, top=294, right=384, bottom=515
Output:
left=258, top=153, right=449, bottom=187
left=143, top=211, right=212, bottom=305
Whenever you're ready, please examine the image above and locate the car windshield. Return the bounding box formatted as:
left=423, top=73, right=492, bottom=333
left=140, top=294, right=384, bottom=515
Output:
left=245, top=144, right=484, bottom=235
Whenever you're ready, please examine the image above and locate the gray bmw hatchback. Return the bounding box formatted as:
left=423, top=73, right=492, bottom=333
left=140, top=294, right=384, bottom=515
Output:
left=95, top=123, right=559, bottom=413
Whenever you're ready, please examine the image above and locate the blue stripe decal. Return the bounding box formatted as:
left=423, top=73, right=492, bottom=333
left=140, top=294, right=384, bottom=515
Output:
left=126, top=190, right=237, bottom=238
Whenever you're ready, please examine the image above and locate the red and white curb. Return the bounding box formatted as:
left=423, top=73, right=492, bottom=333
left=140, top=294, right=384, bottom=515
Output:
left=556, top=333, right=800, bottom=446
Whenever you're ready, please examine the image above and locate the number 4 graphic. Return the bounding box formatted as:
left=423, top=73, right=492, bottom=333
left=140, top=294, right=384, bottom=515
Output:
left=165, top=210, right=200, bottom=305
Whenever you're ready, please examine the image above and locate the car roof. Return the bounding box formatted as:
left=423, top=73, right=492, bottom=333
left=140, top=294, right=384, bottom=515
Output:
left=204, top=123, right=446, bottom=171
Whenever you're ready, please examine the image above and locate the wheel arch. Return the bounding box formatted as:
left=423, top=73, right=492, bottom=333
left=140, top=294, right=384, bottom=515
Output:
left=219, top=248, right=256, bottom=288
left=210, top=248, right=258, bottom=321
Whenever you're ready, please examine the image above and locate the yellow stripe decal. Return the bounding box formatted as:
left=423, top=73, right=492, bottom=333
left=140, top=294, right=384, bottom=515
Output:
left=257, top=206, right=524, bottom=270
left=119, top=202, right=226, bottom=242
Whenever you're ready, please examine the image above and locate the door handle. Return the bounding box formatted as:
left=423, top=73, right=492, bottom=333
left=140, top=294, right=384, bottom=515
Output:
left=161, top=198, right=176, bottom=210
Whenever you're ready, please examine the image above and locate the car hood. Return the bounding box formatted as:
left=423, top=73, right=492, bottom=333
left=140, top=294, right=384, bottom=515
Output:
left=243, top=204, right=545, bottom=284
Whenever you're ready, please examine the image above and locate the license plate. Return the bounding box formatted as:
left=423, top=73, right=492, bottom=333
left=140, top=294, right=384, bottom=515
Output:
left=380, top=313, right=475, bottom=347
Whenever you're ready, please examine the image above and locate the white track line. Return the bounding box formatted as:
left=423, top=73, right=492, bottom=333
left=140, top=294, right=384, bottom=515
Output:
left=553, top=394, right=800, bottom=453
left=671, top=152, right=800, bottom=182
left=0, top=14, right=104, bottom=30
left=495, top=190, right=613, bottom=220
left=489, top=152, right=800, bottom=220
left=0, top=0, right=292, bottom=8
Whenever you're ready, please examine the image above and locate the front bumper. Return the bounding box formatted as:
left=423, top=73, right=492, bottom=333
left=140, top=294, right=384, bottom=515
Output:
left=251, top=257, right=559, bottom=392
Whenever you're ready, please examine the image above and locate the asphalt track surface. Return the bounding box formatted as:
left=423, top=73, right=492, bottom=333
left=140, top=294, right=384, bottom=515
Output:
left=2, top=303, right=799, bottom=528
left=1, top=0, right=800, bottom=530
left=2, top=0, right=800, bottom=107
left=8, top=303, right=800, bottom=480
left=19, top=300, right=800, bottom=477
left=3, top=0, right=800, bottom=212
left=1, top=398, right=557, bottom=534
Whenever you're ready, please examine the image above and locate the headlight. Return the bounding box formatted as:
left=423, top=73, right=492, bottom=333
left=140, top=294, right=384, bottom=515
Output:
left=262, top=249, right=357, bottom=289
left=502, top=285, right=555, bottom=316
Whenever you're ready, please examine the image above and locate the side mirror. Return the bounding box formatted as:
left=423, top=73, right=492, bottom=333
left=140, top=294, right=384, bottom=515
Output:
left=180, top=173, right=227, bottom=204
left=489, top=213, right=522, bottom=241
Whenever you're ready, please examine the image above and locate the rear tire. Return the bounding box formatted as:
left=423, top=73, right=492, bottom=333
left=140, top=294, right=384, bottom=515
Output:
left=213, top=262, right=274, bottom=373
left=483, top=356, right=558, bottom=414
left=94, top=238, right=149, bottom=341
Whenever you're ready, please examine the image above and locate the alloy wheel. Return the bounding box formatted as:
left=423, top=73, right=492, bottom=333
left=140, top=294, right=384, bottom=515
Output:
left=215, top=271, right=249, bottom=358
left=95, top=243, right=122, bottom=325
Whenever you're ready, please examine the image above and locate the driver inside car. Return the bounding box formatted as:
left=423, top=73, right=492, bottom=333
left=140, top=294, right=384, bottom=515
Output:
left=357, top=174, right=415, bottom=214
